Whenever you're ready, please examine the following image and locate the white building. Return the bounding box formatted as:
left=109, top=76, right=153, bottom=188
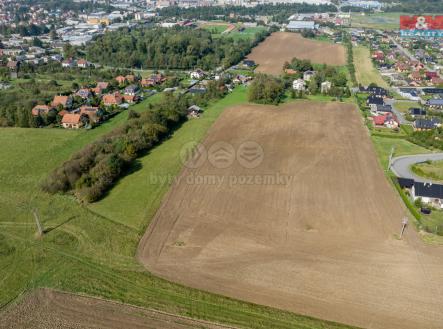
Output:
left=293, top=79, right=305, bottom=91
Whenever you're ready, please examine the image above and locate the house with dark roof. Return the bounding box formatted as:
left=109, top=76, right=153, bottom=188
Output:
left=397, top=177, right=414, bottom=189
left=242, top=60, right=256, bottom=68
left=413, top=118, right=441, bottom=131
left=409, top=108, right=426, bottom=118
left=412, top=181, right=443, bottom=209
left=426, top=99, right=443, bottom=109
left=373, top=104, right=392, bottom=115
left=359, top=86, right=388, bottom=97
left=367, top=95, right=385, bottom=111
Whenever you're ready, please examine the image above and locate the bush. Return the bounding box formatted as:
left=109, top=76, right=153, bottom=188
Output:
left=248, top=73, right=285, bottom=104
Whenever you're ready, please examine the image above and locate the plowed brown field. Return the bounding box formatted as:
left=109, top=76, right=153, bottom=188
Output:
left=247, top=32, right=346, bottom=75
left=138, top=101, right=443, bottom=329
left=0, top=289, right=236, bottom=329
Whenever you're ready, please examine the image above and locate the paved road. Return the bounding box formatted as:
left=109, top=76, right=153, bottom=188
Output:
left=384, top=98, right=409, bottom=125
left=390, top=153, right=443, bottom=182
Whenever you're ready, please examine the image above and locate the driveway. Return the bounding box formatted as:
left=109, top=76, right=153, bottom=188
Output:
left=390, top=153, right=443, bottom=182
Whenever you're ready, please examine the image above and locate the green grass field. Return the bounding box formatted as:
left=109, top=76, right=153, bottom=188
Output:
left=351, top=12, right=402, bottom=30
left=0, top=86, right=356, bottom=329
left=353, top=46, right=388, bottom=88
left=411, top=160, right=443, bottom=183
left=371, top=135, right=430, bottom=169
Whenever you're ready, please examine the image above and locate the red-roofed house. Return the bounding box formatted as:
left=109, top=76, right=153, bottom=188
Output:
left=80, top=106, right=100, bottom=123
left=77, top=59, right=89, bottom=68
left=103, top=92, right=123, bottom=106
left=115, top=76, right=126, bottom=85
left=51, top=95, right=72, bottom=108
left=425, top=71, right=438, bottom=80
left=409, top=71, right=423, bottom=82
left=432, top=77, right=443, bottom=86
left=61, top=113, right=83, bottom=129
left=31, top=105, right=52, bottom=116
left=123, top=95, right=136, bottom=104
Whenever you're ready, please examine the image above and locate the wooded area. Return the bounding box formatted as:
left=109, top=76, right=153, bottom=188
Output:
left=86, top=26, right=269, bottom=70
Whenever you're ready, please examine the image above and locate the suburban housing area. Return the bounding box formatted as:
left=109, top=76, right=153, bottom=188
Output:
left=2, top=1, right=443, bottom=329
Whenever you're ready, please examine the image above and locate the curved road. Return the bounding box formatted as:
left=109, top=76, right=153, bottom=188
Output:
left=390, top=153, right=443, bottom=182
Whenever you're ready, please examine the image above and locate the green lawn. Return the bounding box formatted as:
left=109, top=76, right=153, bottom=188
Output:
left=0, top=86, right=355, bottom=329
left=411, top=160, right=443, bottom=183
left=353, top=46, right=388, bottom=88
left=394, top=100, right=421, bottom=113
left=351, top=12, right=402, bottom=30
left=371, top=135, right=430, bottom=169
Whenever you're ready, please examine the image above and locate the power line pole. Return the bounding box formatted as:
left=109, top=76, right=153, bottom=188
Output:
left=388, top=145, right=395, bottom=171
left=399, top=217, right=408, bottom=239
left=33, top=209, right=44, bottom=237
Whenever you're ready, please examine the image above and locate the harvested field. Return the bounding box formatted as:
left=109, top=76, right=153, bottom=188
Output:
left=0, top=289, right=235, bottom=329
left=247, top=32, right=346, bottom=75
left=138, top=100, right=443, bottom=329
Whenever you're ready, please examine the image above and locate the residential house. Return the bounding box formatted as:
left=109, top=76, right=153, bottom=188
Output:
left=103, top=92, right=123, bottom=106
left=395, top=62, right=410, bottom=73
left=92, top=82, right=109, bottom=95
left=373, top=104, right=392, bottom=115
left=409, top=108, right=426, bottom=118
left=431, top=77, right=443, bottom=86
left=426, top=99, right=443, bottom=110
left=425, top=71, right=439, bottom=80
left=321, top=81, right=332, bottom=93
left=360, top=86, right=388, bottom=97
left=187, top=105, right=203, bottom=118
left=51, top=95, right=72, bottom=108
left=367, top=95, right=384, bottom=106
left=284, top=68, right=298, bottom=75
left=373, top=114, right=399, bottom=129
left=292, top=79, right=305, bottom=91
left=115, top=76, right=127, bottom=85
left=413, top=118, right=441, bottom=131
left=398, top=88, right=420, bottom=101
left=62, top=58, right=75, bottom=68
left=124, top=84, right=139, bottom=96
left=411, top=181, right=443, bottom=209
left=372, top=50, right=384, bottom=62
left=409, top=71, right=423, bottom=82
left=31, top=105, right=52, bottom=116
left=190, top=69, right=205, bottom=80
left=76, top=88, right=91, bottom=99
left=242, top=60, right=255, bottom=68
left=77, top=59, right=89, bottom=68
left=61, top=113, right=83, bottom=129
left=303, top=70, right=315, bottom=81
left=123, top=94, right=137, bottom=104
left=79, top=106, right=100, bottom=123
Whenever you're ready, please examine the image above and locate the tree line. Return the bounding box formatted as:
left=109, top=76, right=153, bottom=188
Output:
left=42, top=93, right=189, bottom=202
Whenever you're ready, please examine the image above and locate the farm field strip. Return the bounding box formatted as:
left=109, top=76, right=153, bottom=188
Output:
left=139, top=100, right=443, bottom=329
left=247, top=32, right=346, bottom=75
left=353, top=46, right=388, bottom=88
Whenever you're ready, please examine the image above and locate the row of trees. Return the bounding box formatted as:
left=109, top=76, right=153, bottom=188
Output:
left=342, top=32, right=357, bottom=86
left=86, top=26, right=269, bottom=70
left=42, top=93, right=189, bottom=202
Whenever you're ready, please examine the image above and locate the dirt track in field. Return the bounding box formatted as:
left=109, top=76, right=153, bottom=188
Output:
left=138, top=101, right=443, bottom=329
left=247, top=32, right=346, bottom=75
left=0, top=289, right=235, bottom=329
